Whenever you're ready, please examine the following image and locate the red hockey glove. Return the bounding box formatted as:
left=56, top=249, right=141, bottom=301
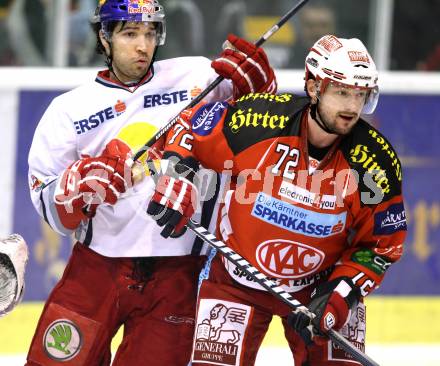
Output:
left=54, top=139, right=133, bottom=229
left=288, top=277, right=361, bottom=345
left=212, top=34, right=277, bottom=98
left=147, top=157, right=199, bottom=238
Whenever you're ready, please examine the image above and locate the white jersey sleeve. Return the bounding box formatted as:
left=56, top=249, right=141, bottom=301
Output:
left=28, top=96, right=79, bottom=236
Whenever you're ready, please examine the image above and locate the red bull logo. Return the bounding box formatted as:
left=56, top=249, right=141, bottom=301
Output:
left=128, top=0, right=156, bottom=14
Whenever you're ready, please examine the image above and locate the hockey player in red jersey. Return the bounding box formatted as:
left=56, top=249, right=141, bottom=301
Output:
left=148, top=34, right=406, bottom=365
left=26, top=0, right=276, bottom=365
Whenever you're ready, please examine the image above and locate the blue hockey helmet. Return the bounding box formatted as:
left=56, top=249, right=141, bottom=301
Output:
left=93, top=0, right=166, bottom=45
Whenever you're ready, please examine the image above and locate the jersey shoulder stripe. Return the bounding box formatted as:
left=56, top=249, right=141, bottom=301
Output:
left=222, top=93, right=309, bottom=155
left=340, top=119, right=403, bottom=202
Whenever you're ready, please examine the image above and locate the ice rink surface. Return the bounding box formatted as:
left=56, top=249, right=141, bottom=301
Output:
left=2, top=345, right=440, bottom=366
left=2, top=299, right=440, bottom=366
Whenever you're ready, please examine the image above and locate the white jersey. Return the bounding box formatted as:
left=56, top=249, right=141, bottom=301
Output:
left=28, top=57, right=232, bottom=257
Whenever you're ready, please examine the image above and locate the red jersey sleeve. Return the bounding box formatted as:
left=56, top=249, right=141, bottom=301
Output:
left=163, top=101, right=237, bottom=173
left=330, top=133, right=406, bottom=297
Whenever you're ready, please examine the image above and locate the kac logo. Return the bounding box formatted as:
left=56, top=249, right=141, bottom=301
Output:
left=256, top=239, right=325, bottom=278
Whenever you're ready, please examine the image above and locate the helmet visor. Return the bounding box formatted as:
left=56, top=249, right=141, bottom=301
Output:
left=321, top=79, right=379, bottom=115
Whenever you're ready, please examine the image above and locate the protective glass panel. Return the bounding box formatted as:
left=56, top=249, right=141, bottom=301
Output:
left=391, top=0, right=440, bottom=70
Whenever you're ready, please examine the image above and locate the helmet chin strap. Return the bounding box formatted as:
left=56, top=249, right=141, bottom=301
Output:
left=310, top=101, right=338, bottom=135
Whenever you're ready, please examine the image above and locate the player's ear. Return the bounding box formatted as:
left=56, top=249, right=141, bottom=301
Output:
left=99, top=30, right=111, bottom=56
left=306, top=79, right=319, bottom=104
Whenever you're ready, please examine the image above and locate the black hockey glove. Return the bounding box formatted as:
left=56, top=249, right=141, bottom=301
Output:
left=147, top=155, right=199, bottom=238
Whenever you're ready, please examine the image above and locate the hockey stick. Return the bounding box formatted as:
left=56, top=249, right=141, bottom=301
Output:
left=186, top=219, right=380, bottom=366
left=131, top=0, right=310, bottom=162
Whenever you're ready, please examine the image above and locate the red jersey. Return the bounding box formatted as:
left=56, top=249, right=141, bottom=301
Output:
left=164, top=93, right=406, bottom=296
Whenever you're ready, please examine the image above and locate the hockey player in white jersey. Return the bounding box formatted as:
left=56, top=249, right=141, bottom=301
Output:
left=26, top=0, right=276, bottom=365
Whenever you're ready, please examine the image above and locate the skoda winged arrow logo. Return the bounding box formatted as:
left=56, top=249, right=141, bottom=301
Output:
left=47, top=323, right=72, bottom=354
left=44, top=319, right=82, bottom=361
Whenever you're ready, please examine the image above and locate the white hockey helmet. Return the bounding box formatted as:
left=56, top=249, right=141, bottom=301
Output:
left=305, top=35, right=379, bottom=114
left=0, top=234, right=28, bottom=317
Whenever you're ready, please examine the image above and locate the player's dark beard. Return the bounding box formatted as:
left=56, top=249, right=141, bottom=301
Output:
left=310, top=103, right=338, bottom=135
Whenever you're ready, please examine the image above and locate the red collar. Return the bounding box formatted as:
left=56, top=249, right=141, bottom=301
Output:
left=95, top=67, right=154, bottom=92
